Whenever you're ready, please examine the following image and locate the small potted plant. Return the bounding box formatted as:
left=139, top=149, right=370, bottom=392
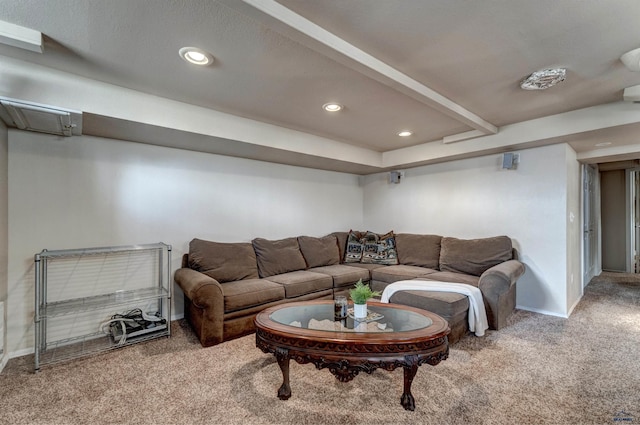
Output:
left=349, top=279, right=381, bottom=319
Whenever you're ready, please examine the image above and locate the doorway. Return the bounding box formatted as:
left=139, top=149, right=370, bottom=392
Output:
left=600, top=168, right=627, bottom=272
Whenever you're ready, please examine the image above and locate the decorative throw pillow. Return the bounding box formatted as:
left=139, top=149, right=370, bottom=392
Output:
left=360, top=231, right=399, bottom=265
left=344, top=230, right=366, bottom=263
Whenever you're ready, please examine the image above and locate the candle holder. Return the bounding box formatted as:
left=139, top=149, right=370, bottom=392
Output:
left=334, top=295, right=348, bottom=320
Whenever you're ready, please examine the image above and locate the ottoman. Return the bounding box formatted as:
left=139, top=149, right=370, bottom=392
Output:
left=388, top=289, right=470, bottom=344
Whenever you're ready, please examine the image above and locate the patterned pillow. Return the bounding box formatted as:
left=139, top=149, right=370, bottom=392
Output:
left=344, top=230, right=366, bottom=263
left=360, top=231, right=399, bottom=265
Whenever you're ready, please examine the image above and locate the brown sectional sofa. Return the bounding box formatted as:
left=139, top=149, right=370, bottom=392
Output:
left=174, top=231, right=525, bottom=347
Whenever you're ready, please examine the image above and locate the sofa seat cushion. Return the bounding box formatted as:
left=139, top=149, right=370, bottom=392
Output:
left=188, top=238, right=259, bottom=283
left=372, top=265, right=437, bottom=284
left=309, top=264, right=370, bottom=288
left=388, top=289, right=469, bottom=323
left=439, top=236, right=513, bottom=276
left=419, top=272, right=480, bottom=287
left=395, top=233, right=442, bottom=269
left=345, top=263, right=386, bottom=274
left=252, top=237, right=308, bottom=278
left=222, top=279, right=285, bottom=313
left=265, top=271, right=333, bottom=298
left=298, top=235, right=340, bottom=268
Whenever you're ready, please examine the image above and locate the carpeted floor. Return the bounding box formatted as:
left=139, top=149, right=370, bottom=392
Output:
left=1, top=272, right=639, bottom=424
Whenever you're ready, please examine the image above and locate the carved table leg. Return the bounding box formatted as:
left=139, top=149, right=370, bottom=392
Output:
left=401, top=355, right=419, bottom=411
left=275, top=347, right=291, bottom=400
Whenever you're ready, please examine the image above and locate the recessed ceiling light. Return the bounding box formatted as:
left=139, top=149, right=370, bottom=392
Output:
left=398, top=131, right=413, bottom=137
left=179, top=47, right=214, bottom=66
left=520, top=68, right=566, bottom=90
left=322, top=103, right=343, bottom=112
left=595, top=142, right=612, bottom=147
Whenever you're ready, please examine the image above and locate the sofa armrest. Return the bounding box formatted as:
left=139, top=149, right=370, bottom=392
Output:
left=175, top=268, right=224, bottom=309
left=478, top=260, right=525, bottom=330
left=478, top=260, right=525, bottom=294
left=174, top=268, right=225, bottom=346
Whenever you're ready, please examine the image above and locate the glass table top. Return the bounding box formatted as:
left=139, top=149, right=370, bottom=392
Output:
left=269, top=302, right=433, bottom=334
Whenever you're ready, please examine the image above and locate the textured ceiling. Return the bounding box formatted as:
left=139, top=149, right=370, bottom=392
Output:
left=277, top=0, right=639, bottom=124
left=0, top=0, right=640, bottom=172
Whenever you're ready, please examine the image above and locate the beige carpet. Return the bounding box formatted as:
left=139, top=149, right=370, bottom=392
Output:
left=1, top=272, right=639, bottom=425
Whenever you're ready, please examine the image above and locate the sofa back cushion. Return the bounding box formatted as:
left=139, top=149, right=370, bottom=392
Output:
left=330, top=231, right=349, bottom=261
left=188, top=238, right=259, bottom=283
left=298, top=235, right=340, bottom=268
left=439, top=236, right=513, bottom=276
left=395, top=233, right=442, bottom=269
left=252, top=237, right=308, bottom=278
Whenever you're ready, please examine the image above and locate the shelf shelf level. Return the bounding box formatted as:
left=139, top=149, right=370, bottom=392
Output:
left=41, top=287, right=170, bottom=317
left=37, top=329, right=170, bottom=369
left=35, top=242, right=169, bottom=259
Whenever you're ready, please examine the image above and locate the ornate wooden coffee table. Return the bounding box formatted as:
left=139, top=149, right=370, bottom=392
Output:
left=255, top=300, right=450, bottom=411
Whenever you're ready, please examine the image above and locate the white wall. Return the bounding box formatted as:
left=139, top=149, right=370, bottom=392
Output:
left=7, top=131, right=364, bottom=355
left=362, top=143, right=572, bottom=317
left=0, top=120, right=7, bottom=371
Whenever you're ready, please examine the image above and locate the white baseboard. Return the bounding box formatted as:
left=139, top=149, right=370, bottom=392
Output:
left=519, top=289, right=585, bottom=319
left=516, top=305, right=569, bottom=319
left=9, top=347, right=34, bottom=359
left=567, top=295, right=583, bottom=316
left=0, top=347, right=34, bottom=372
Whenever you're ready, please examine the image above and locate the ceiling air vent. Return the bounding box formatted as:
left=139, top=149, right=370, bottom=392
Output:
left=0, top=97, right=82, bottom=136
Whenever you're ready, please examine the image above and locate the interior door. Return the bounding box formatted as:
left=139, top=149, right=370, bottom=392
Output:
left=583, top=164, right=599, bottom=285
